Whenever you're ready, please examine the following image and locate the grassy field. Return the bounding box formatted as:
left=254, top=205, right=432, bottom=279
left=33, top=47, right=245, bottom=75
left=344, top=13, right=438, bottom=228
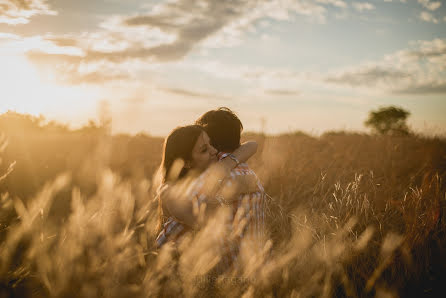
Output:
left=0, top=112, right=445, bottom=297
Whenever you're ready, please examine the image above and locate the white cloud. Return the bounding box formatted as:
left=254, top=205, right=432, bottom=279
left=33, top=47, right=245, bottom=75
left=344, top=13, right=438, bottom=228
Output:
left=325, top=38, right=446, bottom=94
left=419, top=11, right=439, bottom=23
left=27, top=50, right=133, bottom=85
left=8, top=0, right=348, bottom=84
left=122, top=0, right=331, bottom=56
left=418, top=0, right=441, bottom=11
left=352, top=2, right=375, bottom=12
left=0, top=0, right=334, bottom=73
left=0, top=33, right=83, bottom=56
left=264, top=89, right=301, bottom=96
left=184, top=60, right=306, bottom=83
left=0, top=32, right=21, bottom=43
left=326, top=65, right=411, bottom=86
left=316, top=0, right=348, bottom=8
left=158, top=86, right=234, bottom=101
left=0, top=0, right=56, bottom=25
left=0, top=32, right=132, bottom=85
left=12, top=0, right=437, bottom=93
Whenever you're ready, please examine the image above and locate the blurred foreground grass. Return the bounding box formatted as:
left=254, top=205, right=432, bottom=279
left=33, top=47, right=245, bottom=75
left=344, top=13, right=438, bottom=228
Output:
left=0, top=112, right=445, bottom=297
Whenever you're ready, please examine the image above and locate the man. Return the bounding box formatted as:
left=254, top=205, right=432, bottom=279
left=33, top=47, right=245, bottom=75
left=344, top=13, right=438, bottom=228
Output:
left=195, top=107, right=267, bottom=269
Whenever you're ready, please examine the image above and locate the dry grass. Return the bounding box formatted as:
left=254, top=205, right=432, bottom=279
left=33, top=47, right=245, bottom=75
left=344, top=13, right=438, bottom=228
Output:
left=0, top=130, right=445, bottom=297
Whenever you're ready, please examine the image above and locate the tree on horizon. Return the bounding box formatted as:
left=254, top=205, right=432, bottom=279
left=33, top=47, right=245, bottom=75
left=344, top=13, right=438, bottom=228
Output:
left=365, top=106, right=411, bottom=136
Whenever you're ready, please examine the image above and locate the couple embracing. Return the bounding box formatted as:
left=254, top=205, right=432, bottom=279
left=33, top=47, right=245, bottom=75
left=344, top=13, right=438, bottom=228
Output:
left=155, top=107, right=267, bottom=273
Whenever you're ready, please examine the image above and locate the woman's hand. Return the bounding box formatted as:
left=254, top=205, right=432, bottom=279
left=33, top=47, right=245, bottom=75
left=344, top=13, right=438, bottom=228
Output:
left=219, top=141, right=258, bottom=173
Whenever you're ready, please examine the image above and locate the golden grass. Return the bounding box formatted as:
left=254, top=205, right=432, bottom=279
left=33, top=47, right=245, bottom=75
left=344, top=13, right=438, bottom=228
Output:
left=0, top=129, right=445, bottom=297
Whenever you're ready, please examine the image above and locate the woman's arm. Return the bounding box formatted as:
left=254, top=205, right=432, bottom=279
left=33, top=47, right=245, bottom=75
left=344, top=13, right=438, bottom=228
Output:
left=219, top=141, right=258, bottom=172
left=161, top=176, right=225, bottom=228
left=161, top=184, right=198, bottom=228
left=162, top=141, right=259, bottom=227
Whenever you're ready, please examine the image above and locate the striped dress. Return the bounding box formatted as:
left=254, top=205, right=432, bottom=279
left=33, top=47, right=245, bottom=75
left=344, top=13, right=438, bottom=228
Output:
left=155, top=184, right=192, bottom=249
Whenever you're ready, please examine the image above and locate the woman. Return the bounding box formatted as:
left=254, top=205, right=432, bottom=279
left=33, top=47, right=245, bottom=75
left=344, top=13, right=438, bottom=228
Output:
left=155, top=125, right=258, bottom=249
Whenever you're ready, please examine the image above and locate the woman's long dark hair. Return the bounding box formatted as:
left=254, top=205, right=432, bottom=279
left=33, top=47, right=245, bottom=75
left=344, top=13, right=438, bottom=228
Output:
left=156, top=125, right=204, bottom=233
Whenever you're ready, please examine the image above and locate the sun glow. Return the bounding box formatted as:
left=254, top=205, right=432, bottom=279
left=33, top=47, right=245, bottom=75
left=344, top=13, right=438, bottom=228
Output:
left=0, top=53, right=100, bottom=125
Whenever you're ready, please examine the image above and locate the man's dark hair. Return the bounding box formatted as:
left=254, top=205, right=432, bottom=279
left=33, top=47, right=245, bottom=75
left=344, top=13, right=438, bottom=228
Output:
left=195, top=107, right=243, bottom=152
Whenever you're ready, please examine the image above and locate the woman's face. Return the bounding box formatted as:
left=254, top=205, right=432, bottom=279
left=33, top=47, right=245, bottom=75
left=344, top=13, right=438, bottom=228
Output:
left=190, top=131, right=218, bottom=172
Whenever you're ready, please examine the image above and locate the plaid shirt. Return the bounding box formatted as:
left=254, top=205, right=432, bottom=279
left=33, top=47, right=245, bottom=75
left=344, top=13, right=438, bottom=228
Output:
left=213, top=152, right=266, bottom=271
left=155, top=152, right=266, bottom=270
left=215, top=153, right=265, bottom=235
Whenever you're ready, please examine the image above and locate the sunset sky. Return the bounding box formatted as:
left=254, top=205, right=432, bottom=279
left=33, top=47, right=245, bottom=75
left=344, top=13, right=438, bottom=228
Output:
left=0, top=0, right=445, bottom=136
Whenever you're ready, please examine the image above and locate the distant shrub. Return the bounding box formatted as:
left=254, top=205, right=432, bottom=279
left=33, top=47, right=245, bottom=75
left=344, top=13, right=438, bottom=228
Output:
left=321, top=130, right=368, bottom=138
left=365, top=106, right=411, bottom=136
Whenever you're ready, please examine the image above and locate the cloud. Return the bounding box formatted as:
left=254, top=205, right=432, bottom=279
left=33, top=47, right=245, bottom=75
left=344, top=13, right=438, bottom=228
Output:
left=0, top=0, right=56, bottom=24
left=180, top=60, right=311, bottom=96
left=23, top=5, right=316, bottom=87
left=64, top=71, right=131, bottom=85
left=316, top=0, right=348, bottom=8
left=404, top=38, right=446, bottom=62
left=0, top=33, right=83, bottom=56
left=0, top=32, right=21, bottom=45
left=418, top=0, right=441, bottom=11
left=159, top=86, right=233, bottom=101
left=419, top=11, right=439, bottom=23
left=45, top=37, right=79, bottom=47
left=6, top=0, right=405, bottom=89
left=121, top=0, right=331, bottom=61
left=325, top=38, right=446, bottom=94
left=5, top=0, right=356, bottom=84
left=123, top=0, right=255, bottom=60
left=352, top=2, right=375, bottom=12
left=26, top=50, right=132, bottom=85
left=264, top=89, right=301, bottom=96
left=1, top=30, right=174, bottom=86
left=9, top=0, right=334, bottom=71
left=325, top=66, right=411, bottom=86
left=3, top=31, right=157, bottom=85
left=242, top=69, right=301, bottom=81
left=393, top=82, right=446, bottom=94
left=26, top=50, right=82, bottom=64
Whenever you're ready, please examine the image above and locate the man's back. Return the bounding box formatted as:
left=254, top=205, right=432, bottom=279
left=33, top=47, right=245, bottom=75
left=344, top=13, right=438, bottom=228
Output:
left=217, top=152, right=266, bottom=241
